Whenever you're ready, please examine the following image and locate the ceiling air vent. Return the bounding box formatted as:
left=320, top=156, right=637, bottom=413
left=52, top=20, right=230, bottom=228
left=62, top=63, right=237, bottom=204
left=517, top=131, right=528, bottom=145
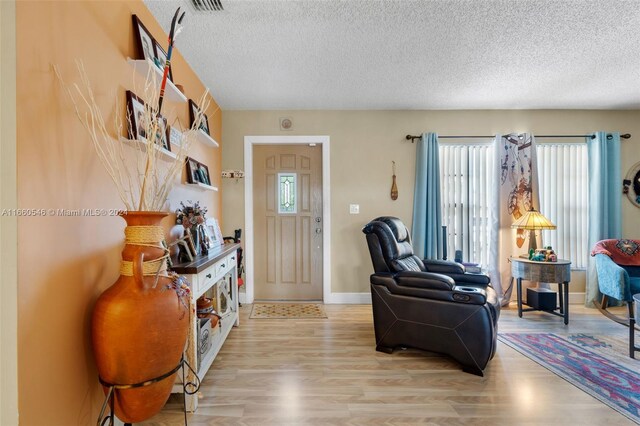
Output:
left=191, top=0, right=224, bottom=12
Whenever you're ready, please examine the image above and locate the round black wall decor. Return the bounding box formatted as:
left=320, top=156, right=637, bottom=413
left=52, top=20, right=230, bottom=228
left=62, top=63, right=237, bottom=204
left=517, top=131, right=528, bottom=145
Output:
left=623, top=161, right=640, bottom=208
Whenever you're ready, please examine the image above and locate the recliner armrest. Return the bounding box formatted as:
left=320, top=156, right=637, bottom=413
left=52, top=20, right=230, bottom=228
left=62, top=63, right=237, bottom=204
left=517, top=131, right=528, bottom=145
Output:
left=422, top=260, right=490, bottom=286
left=394, top=270, right=455, bottom=291
left=370, top=273, right=487, bottom=305
left=422, top=259, right=465, bottom=274
left=442, top=273, right=491, bottom=286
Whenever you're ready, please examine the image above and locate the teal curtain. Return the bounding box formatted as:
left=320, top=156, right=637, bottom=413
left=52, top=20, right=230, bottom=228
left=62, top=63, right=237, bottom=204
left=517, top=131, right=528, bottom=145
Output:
left=412, top=133, right=442, bottom=259
left=586, top=131, right=622, bottom=306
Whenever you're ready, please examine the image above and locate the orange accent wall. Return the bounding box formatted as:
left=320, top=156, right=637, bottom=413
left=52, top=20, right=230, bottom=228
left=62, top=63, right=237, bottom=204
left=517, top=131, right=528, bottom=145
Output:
left=16, top=1, right=221, bottom=423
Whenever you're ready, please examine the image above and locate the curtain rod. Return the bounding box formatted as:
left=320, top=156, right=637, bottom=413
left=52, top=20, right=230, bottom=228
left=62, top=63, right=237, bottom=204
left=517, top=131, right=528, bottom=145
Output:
left=405, top=133, right=631, bottom=143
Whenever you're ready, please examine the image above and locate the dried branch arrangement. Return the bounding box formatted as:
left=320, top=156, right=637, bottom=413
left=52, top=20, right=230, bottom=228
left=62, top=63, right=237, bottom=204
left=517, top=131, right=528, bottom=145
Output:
left=55, top=61, right=217, bottom=211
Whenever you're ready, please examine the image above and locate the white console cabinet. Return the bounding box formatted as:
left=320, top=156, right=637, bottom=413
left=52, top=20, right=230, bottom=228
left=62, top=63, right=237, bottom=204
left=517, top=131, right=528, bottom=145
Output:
left=171, top=243, right=240, bottom=411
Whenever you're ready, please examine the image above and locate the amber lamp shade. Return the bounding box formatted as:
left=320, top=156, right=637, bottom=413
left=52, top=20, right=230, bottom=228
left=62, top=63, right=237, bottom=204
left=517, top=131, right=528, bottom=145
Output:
left=511, top=207, right=556, bottom=252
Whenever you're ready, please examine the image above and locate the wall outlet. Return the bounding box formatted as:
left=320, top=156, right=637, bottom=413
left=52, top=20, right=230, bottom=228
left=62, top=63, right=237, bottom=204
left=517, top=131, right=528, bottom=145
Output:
left=349, top=204, right=360, bottom=214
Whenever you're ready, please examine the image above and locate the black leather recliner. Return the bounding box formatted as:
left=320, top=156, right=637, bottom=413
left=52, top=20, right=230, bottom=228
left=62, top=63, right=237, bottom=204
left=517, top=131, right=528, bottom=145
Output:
left=362, top=216, right=500, bottom=376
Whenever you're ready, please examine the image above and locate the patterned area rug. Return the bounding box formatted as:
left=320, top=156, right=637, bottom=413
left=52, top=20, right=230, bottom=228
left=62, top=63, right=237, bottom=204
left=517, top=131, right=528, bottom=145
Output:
left=499, top=333, right=640, bottom=424
left=250, top=303, right=327, bottom=319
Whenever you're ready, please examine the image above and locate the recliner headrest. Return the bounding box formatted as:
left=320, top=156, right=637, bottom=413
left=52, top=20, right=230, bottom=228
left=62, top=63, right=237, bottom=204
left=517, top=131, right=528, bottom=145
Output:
left=368, top=216, right=409, bottom=243
left=362, top=216, right=424, bottom=273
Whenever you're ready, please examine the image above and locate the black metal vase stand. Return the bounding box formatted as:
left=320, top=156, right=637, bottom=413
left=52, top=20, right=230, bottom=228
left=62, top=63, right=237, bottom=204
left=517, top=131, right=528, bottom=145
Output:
left=97, top=356, right=200, bottom=426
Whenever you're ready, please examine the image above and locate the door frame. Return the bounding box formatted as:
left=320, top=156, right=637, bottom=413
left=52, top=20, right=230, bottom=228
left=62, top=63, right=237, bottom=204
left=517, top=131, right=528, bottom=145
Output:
left=244, top=136, right=330, bottom=304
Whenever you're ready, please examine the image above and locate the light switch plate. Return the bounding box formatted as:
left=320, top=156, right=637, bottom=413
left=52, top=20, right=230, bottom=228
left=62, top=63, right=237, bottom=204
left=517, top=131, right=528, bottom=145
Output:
left=349, top=204, right=360, bottom=214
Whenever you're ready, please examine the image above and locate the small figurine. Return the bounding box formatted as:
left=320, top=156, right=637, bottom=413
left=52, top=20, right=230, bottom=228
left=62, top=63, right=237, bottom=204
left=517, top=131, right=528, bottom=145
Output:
left=532, top=253, right=546, bottom=261
left=528, top=248, right=535, bottom=260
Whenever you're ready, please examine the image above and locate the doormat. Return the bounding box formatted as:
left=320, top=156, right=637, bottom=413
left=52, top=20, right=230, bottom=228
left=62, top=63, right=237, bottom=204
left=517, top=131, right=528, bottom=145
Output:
left=250, top=303, right=327, bottom=319
left=499, top=333, right=640, bottom=424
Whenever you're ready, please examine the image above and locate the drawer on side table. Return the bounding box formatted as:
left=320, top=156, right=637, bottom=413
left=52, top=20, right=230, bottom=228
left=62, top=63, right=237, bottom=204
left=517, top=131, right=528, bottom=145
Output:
left=223, top=253, right=237, bottom=275
left=195, top=259, right=225, bottom=296
left=227, top=252, right=237, bottom=273
left=215, top=256, right=230, bottom=277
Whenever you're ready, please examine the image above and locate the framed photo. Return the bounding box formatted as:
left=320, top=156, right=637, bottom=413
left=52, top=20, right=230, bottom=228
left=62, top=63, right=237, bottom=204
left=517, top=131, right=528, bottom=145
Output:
left=132, top=15, right=156, bottom=62
left=153, top=42, right=173, bottom=82
left=126, top=90, right=149, bottom=143
left=186, top=157, right=200, bottom=184
left=183, top=228, right=198, bottom=257
left=168, top=126, right=183, bottom=147
left=212, top=218, right=224, bottom=247
left=177, top=239, right=193, bottom=262
left=155, top=116, right=170, bottom=152
left=185, top=157, right=211, bottom=186
left=126, top=90, right=169, bottom=151
left=205, top=217, right=223, bottom=248
left=189, top=99, right=210, bottom=135
left=196, top=163, right=211, bottom=185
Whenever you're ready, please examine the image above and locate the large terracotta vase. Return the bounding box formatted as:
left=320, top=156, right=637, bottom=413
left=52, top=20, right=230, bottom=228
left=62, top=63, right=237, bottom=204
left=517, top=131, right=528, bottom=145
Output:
left=92, top=212, right=189, bottom=423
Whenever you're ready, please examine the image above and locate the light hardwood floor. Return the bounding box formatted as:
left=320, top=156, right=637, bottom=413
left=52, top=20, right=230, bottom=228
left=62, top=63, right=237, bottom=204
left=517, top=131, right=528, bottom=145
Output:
left=142, top=303, right=637, bottom=425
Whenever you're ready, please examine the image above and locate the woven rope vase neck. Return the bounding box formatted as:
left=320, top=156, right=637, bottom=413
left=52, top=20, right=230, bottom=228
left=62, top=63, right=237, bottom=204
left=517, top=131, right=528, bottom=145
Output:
left=91, top=212, right=189, bottom=423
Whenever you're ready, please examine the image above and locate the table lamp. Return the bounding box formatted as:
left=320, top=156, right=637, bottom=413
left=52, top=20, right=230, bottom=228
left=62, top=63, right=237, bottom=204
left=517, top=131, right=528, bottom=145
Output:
left=511, top=207, right=556, bottom=254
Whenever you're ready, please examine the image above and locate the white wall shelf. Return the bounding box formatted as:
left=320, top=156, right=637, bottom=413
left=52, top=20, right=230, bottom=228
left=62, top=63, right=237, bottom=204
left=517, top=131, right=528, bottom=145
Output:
left=120, top=136, right=177, bottom=161
left=187, top=182, right=219, bottom=191
left=195, top=129, right=219, bottom=148
left=126, top=58, right=187, bottom=103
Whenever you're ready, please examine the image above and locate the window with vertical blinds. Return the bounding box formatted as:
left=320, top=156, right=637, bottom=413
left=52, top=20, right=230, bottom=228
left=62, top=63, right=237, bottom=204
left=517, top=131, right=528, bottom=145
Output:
left=536, top=143, right=589, bottom=269
left=439, top=144, right=495, bottom=267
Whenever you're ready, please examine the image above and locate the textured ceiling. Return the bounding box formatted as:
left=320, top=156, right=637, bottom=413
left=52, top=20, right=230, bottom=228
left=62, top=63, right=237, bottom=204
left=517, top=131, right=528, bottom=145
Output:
left=144, top=0, right=640, bottom=110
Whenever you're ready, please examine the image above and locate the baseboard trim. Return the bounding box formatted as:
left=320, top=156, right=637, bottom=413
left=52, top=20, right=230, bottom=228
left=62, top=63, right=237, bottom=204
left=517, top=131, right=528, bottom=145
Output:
left=569, top=292, right=585, bottom=305
left=324, top=292, right=371, bottom=304
left=241, top=290, right=582, bottom=305
left=239, top=291, right=371, bottom=304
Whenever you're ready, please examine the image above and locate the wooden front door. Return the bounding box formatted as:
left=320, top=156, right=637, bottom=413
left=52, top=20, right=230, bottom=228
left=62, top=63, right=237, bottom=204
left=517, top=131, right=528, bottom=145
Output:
left=253, top=145, right=323, bottom=300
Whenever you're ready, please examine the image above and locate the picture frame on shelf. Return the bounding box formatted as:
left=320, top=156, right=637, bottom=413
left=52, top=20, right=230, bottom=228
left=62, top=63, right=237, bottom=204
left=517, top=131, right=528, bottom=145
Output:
left=132, top=15, right=156, bottom=63
left=126, top=90, right=170, bottom=152
left=126, top=90, right=149, bottom=143
left=153, top=42, right=173, bottom=82
left=197, top=163, right=211, bottom=185
left=177, top=239, right=193, bottom=263
left=155, top=116, right=170, bottom=152
left=189, top=99, right=210, bottom=136
left=186, top=157, right=200, bottom=184
left=212, top=218, right=224, bottom=248
left=168, top=126, right=183, bottom=147
left=185, top=157, right=211, bottom=185
left=205, top=217, right=223, bottom=248
left=184, top=228, right=198, bottom=257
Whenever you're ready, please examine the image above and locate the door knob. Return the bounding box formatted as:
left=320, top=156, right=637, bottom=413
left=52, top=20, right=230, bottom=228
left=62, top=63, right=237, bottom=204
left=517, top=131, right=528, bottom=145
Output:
left=315, top=228, right=322, bottom=234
